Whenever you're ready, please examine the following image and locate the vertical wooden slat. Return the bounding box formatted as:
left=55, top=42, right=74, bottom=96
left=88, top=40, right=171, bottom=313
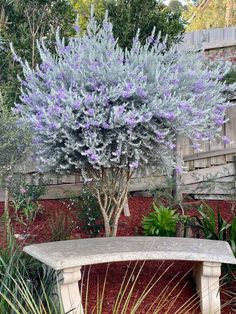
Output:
left=226, top=106, right=236, bottom=162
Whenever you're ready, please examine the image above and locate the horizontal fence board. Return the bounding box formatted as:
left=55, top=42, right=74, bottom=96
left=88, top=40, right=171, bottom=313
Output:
left=180, top=182, right=235, bottom=195
left=180, top=163, right=235, bottom=185
left=183, top=27, right=236, bottom=50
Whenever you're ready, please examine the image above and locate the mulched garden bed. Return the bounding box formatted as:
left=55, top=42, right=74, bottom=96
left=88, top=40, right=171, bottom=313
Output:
left=0, top=196, right=235, bottom=313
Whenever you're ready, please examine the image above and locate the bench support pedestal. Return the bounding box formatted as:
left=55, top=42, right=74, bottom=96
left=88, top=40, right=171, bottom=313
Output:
left=58, top=266, right=83, bottom=314
left=194, top=261, right=221, bottom=314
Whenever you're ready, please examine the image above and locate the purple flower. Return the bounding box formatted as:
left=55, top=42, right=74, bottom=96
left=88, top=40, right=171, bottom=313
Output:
left=130, top=161, right=139, bottom=169
left=222, top=136, right=231, bottom=145
left=102, top=122, right=110, bottom=129
left=175, top=166, right=183, bottom=174
left=170, top=79, right=179, bottom=86
left=113, top=148, right=121, bottom=156
left=88, top=108, right=95, bottom=116
left=160, top=112, right=175, bottom=121
left=122, top=82, right=133, bottom=98
left=155, top=130, right=166, bottom=140
left=137, top=87, right=146, bottom=98
left=73, top=25, right=80, bottom=32
left=126, top=117, right=136, bottom=127
left=192, top=80, right=205, bottom=94
left=90, top=153, right=98, bottom=161
left=163, top=89, right=171, bottom=97
left=118, top=106, right=125, bottom=114
left=85, top=122, right=90, bottom=129
left=84, top=94, right=93, bottom=105
left=56, top=88, right=65, bottom=100
left=92, top=120, right=99, bottom=127
left=73, top=101, right=81, bottom=109
left=193, top=142, right=201, bottom=150
left=178, top=102, right=191, bottom=112
left=194, top=132, right=203, bottom=141
left=215, top=117, right=225, bottom=126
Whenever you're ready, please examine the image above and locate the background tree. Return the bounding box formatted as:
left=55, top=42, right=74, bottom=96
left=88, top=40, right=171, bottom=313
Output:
left=168, top=0, right=184, bottom=12
left=17, top=15, right=232, bottom=236
left=0, top=0, right=76, bottom=108
left=72, top=0, right=186, bottom=50
left=184, top=0, right=236, bottom=31
left=0, top=93, right=30, bottom=219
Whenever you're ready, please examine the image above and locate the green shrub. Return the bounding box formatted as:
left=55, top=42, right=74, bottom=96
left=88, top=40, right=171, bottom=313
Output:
left=196, top=204, right=230, bottom=240
left=70, top=189, right=103, bottom=237
left=196, top=204, right=236, bottom=257
left=10, top=179, right=46, bottom=224
left=142, top=204, right=179, bottom=236
left=0, top=226, right=56, bottom=313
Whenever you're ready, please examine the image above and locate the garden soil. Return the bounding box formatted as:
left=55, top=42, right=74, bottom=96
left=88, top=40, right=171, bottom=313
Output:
left=0, top=196, right=235, bottom=313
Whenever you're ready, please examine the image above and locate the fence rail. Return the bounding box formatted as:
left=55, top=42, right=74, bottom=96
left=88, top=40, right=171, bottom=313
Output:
left=183, top=27, right=236, bottom=50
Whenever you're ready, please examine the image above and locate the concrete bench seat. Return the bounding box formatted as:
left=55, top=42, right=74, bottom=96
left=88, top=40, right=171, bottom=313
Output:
left=24, top=236, right=236, bottom=314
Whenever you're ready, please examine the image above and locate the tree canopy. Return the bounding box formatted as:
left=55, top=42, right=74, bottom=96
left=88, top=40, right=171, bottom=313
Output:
left=71, top=0, right=186, bottom=49
left=184, top=0, right=236, bottom=31
left=0, top=0, right=76, bottom=108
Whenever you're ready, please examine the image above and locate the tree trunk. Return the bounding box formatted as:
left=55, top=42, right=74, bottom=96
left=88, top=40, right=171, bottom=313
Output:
left=93, top=167, right=133, bottom=237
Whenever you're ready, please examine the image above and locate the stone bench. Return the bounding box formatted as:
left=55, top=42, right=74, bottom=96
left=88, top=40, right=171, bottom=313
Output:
left=23, top=236, right=236, bottom=314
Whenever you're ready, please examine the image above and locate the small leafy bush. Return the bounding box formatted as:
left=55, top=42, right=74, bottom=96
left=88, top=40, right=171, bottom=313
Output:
left=196, top=204, right=236, bottom=256
left=142, top=204, right=179, bottom=236
left=11, top=180, right=46, bottom=224
left=71, top=190, right=103, bottom=237
left=196, top=204, right=230, bottom=240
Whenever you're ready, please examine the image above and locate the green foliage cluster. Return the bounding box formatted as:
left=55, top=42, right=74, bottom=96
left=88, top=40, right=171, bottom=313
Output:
left=196, top=204, right=236, bottom=256
left=10, top=179, right=46, bottom=224
left=0, top=0, right=76, bottom=108
left=142, top=204, right=179, bottom=236
left=0, top=98, right=30, bottom=190
left=0, top=227, right=56, bottom=313
left=72, top=0, right=186, bottom=50
left=70, top=190, right=103, bottom=237
left=184, top=0, right=236, bottom=32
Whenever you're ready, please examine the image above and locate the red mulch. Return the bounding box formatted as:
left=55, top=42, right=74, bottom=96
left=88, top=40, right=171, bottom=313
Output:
left=0, top=196, right=235, bottom=313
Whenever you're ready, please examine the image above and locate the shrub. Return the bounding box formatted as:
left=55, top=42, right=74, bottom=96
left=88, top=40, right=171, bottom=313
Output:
left=71, top=189, right=103, bottom=237
left=10, top=179, right=46, bottom=224
left=142, top=204, right=179, bottom=236
left=16, top=13, right=233, bottom=236
left=0, top=227, right=56, bottom=313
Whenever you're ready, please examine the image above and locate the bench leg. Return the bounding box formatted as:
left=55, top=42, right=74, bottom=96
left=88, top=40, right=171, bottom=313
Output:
left=57, top=266, right=84, bottom=314
left=193, top=261, right=221, bottom=314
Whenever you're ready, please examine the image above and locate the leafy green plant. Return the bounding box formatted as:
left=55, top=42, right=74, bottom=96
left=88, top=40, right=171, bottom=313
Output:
left=71, top=190, right=103, bottom=237
left=195, top=204, right=231, bottom=241
left=142, top=204, right=179, bottom=236
left=11, top=181, right=46, bottom=225
left=176, top=215, right=198, bottom=238
left=0, top=226, right=56, bottom=313
left=0, top=261, right=201, bottom=314
left=49, top=211, right=75, bottom=241
left=228, top=217, right=236, bottom=257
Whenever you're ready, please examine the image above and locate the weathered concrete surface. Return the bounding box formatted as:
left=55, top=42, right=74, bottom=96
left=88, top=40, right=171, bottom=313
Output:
left=23, top=236, right=236, bottom=270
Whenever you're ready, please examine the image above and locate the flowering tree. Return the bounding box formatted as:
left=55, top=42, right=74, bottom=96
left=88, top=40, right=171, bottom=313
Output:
left=16, top=14, right=232, bottom=236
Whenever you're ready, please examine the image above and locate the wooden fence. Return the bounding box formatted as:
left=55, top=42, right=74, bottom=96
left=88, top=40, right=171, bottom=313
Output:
left=183, top=26, right=236, bottom=50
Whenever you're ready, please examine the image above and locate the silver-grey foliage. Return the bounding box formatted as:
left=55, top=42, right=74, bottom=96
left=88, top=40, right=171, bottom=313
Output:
left=15, top=14, right=233, bottom=177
